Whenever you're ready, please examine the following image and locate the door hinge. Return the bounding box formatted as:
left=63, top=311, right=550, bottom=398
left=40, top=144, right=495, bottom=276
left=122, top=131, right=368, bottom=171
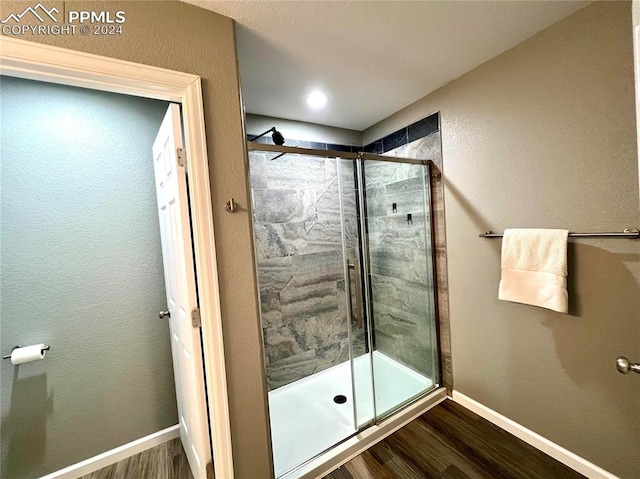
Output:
left=206, top=462, right=214, bottom=479
left=177, top=147, right=186, bottom=167
left=191, top=307, right=201, bottom=328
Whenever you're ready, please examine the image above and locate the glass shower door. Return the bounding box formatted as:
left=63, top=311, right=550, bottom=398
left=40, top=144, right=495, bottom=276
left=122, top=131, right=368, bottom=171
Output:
left=358, top=158, right=439, bottom=420
left=336, top=159, right=374, bottom=429
left=247, top=149, right=359, bottom=477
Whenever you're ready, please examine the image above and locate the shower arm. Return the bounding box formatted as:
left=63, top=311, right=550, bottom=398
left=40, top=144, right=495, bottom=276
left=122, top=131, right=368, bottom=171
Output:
left=249, top=127, right=275, bottom=142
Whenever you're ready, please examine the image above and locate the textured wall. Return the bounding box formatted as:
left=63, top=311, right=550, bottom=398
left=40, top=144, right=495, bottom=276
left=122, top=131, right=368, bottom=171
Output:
left=363, top=2, right=640, bottom=477
left=0, top=2, right=273, bottom=477
left=0, top=77, right=172, bottom=479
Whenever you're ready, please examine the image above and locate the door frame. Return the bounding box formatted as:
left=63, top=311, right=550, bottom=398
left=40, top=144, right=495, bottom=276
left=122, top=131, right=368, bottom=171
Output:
left=0, top=37, right=234, bottom=479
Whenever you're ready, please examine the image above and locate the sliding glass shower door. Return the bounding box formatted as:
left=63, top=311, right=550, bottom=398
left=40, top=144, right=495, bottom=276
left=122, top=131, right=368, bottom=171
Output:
left=340, top=156, right=439, bottom=426
left=248, top=149, right=359, bottom=477
left=359, top=159, right=439, bottom=419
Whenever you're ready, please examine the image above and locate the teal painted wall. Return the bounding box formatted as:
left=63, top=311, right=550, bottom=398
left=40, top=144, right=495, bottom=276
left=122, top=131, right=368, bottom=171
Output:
left=0, top=76, right=175, bottom=479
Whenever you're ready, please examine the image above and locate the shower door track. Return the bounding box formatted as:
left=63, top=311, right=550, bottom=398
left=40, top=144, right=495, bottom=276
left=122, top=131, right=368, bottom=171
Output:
left=246, top=141, right=431, bottom=166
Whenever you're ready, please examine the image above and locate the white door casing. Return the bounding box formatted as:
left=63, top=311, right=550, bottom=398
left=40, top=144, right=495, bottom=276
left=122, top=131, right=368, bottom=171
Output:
left=1, top=37, right=233, bottom=479
left=153, top=103, right=211, bottom=479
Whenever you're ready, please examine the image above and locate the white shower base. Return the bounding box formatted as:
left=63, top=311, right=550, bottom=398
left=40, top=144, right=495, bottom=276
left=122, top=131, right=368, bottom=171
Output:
left=268, top=351, right=433, bottom=477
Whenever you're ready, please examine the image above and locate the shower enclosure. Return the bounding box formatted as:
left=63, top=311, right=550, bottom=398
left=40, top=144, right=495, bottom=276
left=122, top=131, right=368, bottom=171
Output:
left=247, top=142, right=440, bottom=478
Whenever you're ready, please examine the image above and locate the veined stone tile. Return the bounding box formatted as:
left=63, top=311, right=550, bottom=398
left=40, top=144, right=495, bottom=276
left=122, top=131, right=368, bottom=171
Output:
left=367, top=212, right=426, bottom=232
left=374, top=331, right=433, bottom=378
left=259, top=287, right=282, bottom=329
left=248, top=151, right=268, bottom=166
left=256, top=163, right=327, bottom=190
left=386, top=175, right=426, bottom=195
left=370, top=274, right=433, bottom=317
left=326, top=157, right=338, bottom=181
left=316, top=337, right=350, bottom=371
left=272, top=154, right=327, bottom=172
left=256, top=256, right=293, bottom=290
left=369, top=222, right=424, bottom=252
left=350, top=326, right=368, bottom=358
left=280, top=281, right=339, bottom=322
left=254, top=222, right=307, bottom=259
left=304, top=221, right=343, bottom=253
left=292, top=250, right=345, bottom=287
left=363, top=186, right=388, bottom=217
left=252, top=189, right=317, bottom=223
left=339, top=160, right=357, bottom=187
left=288, top=311, right=348, bottom=353
left=363, top=162, right=423, bottom=189
left=264, top=326, right=306, bottom=364
left=385, top=190, right=429, bottom=218
left=267, top=349, right=317, bottom=390
left=315, top=179, right=342, bottom=222
left=407, top=132, right=441, bottom=164
left=384, top=143, right=409, bottom=158
left=366, top=218, right=428, bottom=251
left=368, top=243, right=429, bottom=283
left=365, top=190, right=428, bottom=220
left=371, top=301, right=432, bottom=350
left=368, top=232, right=428, bottom=256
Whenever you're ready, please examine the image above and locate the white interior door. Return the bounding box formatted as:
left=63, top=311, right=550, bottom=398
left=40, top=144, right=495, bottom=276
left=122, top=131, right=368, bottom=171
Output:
left=153, top=104, right=211, bottom=479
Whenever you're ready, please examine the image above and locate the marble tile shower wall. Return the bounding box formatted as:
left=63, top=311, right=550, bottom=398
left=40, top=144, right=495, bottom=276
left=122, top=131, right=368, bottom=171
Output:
left=365, top=159, right=436, bottom=377
left=383, top=129, right=451, bottom=391
left=249, top=152, right=358, bottom=390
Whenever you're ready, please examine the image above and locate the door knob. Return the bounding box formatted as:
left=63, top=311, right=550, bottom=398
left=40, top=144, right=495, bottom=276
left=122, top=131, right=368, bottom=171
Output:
left=159, top=310, right=171, bottom=319
left=616, top=356, right=640, bottom=374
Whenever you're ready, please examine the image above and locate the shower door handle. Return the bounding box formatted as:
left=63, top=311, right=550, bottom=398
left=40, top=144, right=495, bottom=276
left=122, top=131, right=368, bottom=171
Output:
left=348, top=260, right=364, bottom=329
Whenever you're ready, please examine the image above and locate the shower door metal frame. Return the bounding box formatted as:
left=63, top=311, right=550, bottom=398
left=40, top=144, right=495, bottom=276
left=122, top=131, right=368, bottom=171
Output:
left=247, top=141, right=430, bottom=166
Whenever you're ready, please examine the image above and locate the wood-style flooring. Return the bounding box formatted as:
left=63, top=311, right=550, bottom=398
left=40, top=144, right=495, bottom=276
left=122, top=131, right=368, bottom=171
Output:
left=80, top=438, right=193, bottom=479
left=325, top=400, right=585, bottom=479
left=83, top=400, right=585, bottom=479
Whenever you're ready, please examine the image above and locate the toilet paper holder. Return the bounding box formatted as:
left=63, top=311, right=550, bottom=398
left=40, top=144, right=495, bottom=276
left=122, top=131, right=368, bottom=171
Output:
left=2, top=344, right=50, bottom=360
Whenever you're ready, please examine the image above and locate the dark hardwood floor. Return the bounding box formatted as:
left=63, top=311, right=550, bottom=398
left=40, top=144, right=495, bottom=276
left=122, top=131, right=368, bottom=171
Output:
left=82, top=399, right=584, bottom=479
left=80, top=438, right=193, bottom=479
left=324, top=400, right=585, bottom=479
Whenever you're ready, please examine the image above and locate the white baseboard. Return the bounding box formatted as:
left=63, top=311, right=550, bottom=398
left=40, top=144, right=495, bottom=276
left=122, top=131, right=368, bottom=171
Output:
left=452, top=391, right=618, bottom=479
left=39, top=425, right=180, bottom=479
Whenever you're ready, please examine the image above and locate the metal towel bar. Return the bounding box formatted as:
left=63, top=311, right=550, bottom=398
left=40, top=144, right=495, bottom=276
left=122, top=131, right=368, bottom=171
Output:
left=479, top=228, right=639, bottom=239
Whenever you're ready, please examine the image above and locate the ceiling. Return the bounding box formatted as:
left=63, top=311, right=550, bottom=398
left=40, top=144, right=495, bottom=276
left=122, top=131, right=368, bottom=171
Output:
left=183, top=1, right=589, bottom=131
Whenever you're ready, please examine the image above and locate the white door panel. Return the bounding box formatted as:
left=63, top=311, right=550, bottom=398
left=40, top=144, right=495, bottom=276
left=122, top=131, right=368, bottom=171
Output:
left=153, top=103, right=211, bottom=479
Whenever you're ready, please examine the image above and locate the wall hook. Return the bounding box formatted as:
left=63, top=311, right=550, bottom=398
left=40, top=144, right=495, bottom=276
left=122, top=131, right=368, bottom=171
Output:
left=224, top=198, right=237, bottom=213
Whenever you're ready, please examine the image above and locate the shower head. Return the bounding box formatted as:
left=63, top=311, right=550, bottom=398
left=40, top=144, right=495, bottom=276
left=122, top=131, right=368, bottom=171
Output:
left=272, top=129, right=285, bottom=146
left=249, top=126, right=285, bottom=146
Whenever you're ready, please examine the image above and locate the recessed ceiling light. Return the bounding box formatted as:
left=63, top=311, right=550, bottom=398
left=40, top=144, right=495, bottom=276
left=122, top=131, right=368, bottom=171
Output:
left=306, top=91, right=328, bottom=110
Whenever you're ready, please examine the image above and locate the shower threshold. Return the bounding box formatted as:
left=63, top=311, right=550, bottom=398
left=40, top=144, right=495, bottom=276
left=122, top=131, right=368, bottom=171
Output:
left=268, top=351, right=434, bottom=478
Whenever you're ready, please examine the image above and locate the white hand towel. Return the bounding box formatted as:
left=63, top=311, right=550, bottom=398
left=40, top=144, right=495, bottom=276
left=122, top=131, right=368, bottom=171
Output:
left=498, top=228, right=569, bottom=313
